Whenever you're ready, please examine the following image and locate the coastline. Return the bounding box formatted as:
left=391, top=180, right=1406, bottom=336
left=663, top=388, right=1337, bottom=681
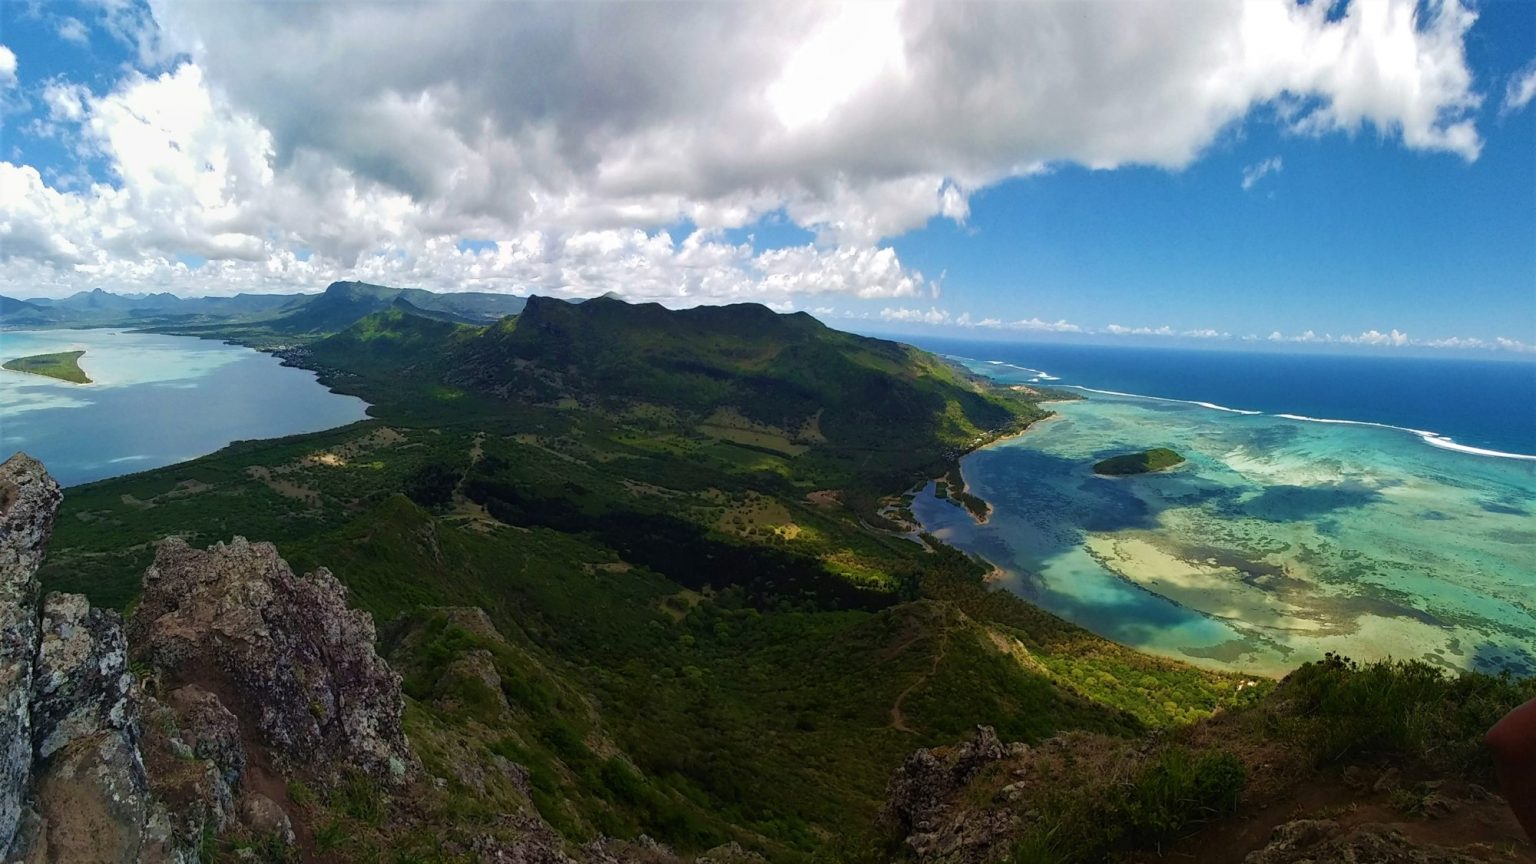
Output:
left=931, top=409, right=1067, bottom=526
left=907, top=374, right=1536, bottom=677
left=937, top=347, right=1536, bottom=463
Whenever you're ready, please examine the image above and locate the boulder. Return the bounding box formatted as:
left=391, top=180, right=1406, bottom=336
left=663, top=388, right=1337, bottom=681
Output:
left=165, top=685, right=244, bottom=790
left=237, top=792, right=293, bottom=846
left=23, top=731, right=152, bottom=864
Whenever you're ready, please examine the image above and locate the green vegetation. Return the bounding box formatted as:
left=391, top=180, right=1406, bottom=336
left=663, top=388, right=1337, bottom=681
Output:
left=37, top=296, right=1524, bottom=862
left=41, top=298, right=1250, bottom=859
left=945, top=655, right=1536, bottom=864
left=1257, top=653, right=1535, bottom=769
left=1005, top=745, right=1246, bottom=864
left=3, top=349, right=91, bottom=383
left=1091, top=447, right=1185, bottom=476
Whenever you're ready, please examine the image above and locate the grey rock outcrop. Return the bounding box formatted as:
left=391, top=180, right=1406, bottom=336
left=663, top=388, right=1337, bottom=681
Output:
left=0, top=454, right=61, bottom=848
left=879, top=725, right=1026, bottom=863
left=30, top=593, right=135, bottom=760
left=0, top=454, right=200, bottom=863
left=128, top=536, right=413, bottom=782
left=19, top=730, right=184, bottom=864
left=164, top=685, right=244, bottom=790
left=1243, top=819, right=1490, bottom=864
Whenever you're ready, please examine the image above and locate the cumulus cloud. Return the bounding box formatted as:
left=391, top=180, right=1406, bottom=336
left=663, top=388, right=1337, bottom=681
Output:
left=1259, top=328, right=1532, bottom=352
left=1241, top=156, right=1283, bottom=190
left=864, top=311, right=1525, bottom=354
left=880, top=306, right=951, bottom=325
left=57, top=17, right=91, bottom=46
left=1503, top=61, right=1536, bottom=115
left=1, top=0, right=1493, bottom=300
left=950, top=312, right=1084, bottom=332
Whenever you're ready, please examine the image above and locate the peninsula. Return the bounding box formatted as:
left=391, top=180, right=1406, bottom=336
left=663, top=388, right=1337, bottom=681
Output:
left=2, top=350, right=91, bottom=384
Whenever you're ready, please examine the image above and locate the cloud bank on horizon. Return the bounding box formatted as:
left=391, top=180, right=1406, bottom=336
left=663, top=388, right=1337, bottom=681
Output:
left=0, top=0, right=1532, bottom=352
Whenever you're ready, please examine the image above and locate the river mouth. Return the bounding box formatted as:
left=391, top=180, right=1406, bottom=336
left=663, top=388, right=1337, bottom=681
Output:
left=914, top=387, right=1536, bottom=678
left=0, top=329, right=370, bottom=487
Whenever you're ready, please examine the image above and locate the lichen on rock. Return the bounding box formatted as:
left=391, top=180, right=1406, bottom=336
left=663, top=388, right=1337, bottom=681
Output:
left=0, top=454, right=61, bottom=850
left=128, top=536, right=413, bottom=783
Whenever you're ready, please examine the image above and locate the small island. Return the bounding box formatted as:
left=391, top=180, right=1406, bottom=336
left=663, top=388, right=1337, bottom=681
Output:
left=1093, top=447, right=1185, bottom=476
left=3, top=350, right=92, bottom=384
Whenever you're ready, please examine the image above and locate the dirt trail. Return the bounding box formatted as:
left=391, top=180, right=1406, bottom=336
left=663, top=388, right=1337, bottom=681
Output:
left=890, top=610, right=952, bottom=734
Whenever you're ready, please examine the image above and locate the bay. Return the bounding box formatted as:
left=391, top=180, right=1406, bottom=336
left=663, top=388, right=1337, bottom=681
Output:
left=0, top=329, right=369, bottom=486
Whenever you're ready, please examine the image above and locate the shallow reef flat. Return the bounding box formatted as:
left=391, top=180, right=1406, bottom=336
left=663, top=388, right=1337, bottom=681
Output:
left=914, top=389, right=1536, bottom=678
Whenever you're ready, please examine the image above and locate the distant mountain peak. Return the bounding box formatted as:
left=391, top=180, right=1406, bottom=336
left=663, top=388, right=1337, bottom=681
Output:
left=323, top=280, right=398, bottom=298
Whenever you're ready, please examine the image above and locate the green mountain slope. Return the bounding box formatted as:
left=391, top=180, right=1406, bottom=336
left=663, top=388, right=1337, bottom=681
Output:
left=35, top=291, right=1263, bottom=861
left=0, top=295, right=60, bottom=327
left=313, top=295, right=1043, bottom=494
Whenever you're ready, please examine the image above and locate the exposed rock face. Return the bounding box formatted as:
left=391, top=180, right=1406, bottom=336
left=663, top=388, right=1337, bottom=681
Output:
left=1243, top=819, right=1490, bottom=864
left=0, top=454, right=199, bottom=863
left=880, top=726, right=1024, bottom=863
left=0, top=454, right=61, bottom=848
left=30, top=593, right=135, bottom=760
left=129, top=536, right=412, bottom=782
left=164, top=685, right=244, bottom=790
left=21, top=730, right=183, bottom=864
left=237, top=792, right=293, bottom=846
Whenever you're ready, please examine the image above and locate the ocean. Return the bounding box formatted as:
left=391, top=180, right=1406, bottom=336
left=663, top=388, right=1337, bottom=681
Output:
left=0, top=329, right=369, bottom=486
left=903, top=337, right=1536, bottom=459
left=900, top=337, right=1536, bottom=677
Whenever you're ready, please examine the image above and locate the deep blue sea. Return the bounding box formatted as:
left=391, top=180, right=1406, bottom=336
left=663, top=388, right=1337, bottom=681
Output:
left=901, top=337, right=1536, bottom=458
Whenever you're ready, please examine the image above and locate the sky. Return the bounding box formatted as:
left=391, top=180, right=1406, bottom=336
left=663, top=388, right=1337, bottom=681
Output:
left=1, top=0, right=1533, bottom=356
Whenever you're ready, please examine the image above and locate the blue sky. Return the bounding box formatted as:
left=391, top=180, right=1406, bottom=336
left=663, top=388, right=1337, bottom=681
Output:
left=1, top=0, right=1533, bottom=355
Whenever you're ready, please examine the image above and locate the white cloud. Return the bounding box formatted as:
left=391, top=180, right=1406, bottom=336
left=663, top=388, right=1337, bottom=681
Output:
left=1258, top=328, right=1532, bottom=352
left=1106, top=324, right=1176, bottom=336
left=863, top=312, right=1526, bottom=353
left=1006, top=317, right=1084, bottom=334
left=41, top=82, right=89, bottom=123
left=880, top=306, right=951, bottom=325
left=2, top=0, right=1493, bottom=300
left=1502, top=61, right=1536, bottom=115
left=57, top=17, right=91, bottom=46
left=1241, top=156, right=1283, bottom=191
left=0, top=44, right=16, bottom=88
left=951, top=312, right=1083, bottom=332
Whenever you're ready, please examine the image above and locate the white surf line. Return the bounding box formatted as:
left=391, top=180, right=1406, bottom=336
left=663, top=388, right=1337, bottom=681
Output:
left=1275, top=414, right=1536, bottom=462
left=955, top=355, right=1536, bottom=461
left=1069, top=386, right=1263, bottom=416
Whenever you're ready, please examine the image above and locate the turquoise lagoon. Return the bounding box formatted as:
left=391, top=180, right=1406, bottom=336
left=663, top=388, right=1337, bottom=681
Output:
left=914, top=363, right=1536, bottom=677
left=0, top=329, right=369, bottom=486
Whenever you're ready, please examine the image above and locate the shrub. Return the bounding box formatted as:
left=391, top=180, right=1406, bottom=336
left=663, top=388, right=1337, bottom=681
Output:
left=1009, top=746, right=1245, bottom=863
left=1277, top=653, right=1535, bottom=768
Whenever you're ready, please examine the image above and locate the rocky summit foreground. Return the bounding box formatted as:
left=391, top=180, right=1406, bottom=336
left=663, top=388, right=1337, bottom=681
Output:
left=0, top=453, right=781, bottom=862
left=0, top=452, right=414, bottom=862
